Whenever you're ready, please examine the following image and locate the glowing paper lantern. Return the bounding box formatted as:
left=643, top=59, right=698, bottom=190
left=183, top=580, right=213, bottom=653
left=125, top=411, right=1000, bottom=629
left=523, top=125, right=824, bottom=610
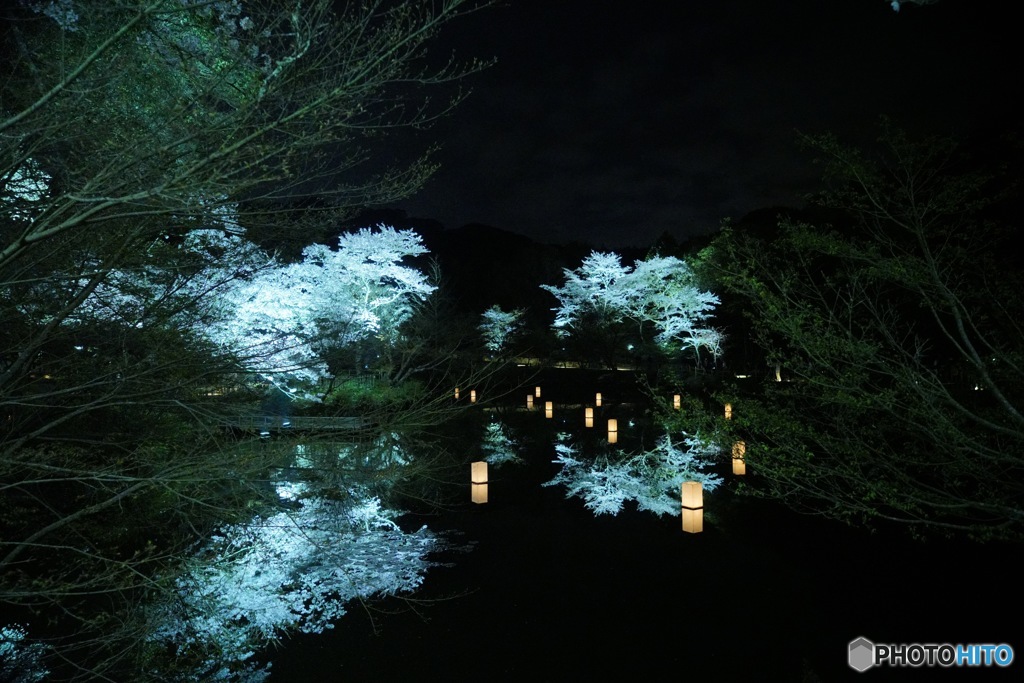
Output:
left=732, top=440, right=747, bottom=475
left=545, top=401, right=553, bottom=418
left=535, top=386, right=542, bottom=398
left=471, top=461, right=488, bottom=504
left=724, top=403, right=733, bottom=420
left=454, top=387, right=460, bottom=399
left=470, top=389, right=477, bottom=403
left=681, top=480, right=703, bottom=508
left=681, top=481, right=704, bottom=533
left=673, top=394, right=681, bottom=410
left=595, top=392, right=603, bottom=407
left=472, top=483, right=488, bottom=504
left=585, top=407, right=594, bottom=428
left=607, top=418, right=618, bottom=444
left=526, top=395, right=534, bottom=409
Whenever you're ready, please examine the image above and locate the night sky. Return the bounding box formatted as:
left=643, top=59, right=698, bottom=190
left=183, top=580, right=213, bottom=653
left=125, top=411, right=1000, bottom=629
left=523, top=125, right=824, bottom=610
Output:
left=388, top=0, right=1019, bottom=249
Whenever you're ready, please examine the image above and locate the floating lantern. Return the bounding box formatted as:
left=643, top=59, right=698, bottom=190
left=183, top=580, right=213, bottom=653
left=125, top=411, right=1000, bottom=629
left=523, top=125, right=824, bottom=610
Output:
left=724, top=403, right=733, bottom=420
left=526, top=395, right=534, bottom=409
left=607, top=418, right=618, bottom=444
left=454, top=387, right=460, bottom=400
left=681, top=481, right=704, bottom=534
left=545, top=401, right=553, bottom=418
left=595, top=392, right=602, bottom=407
left=673, top=394, right=681, bottom=410
left=471, top=483, right=488, bottom=504
left=585, top=407, right=594, bottom=428
left=535, top=386, right=542, bottom=398
left=732, top=440, right=746, bottom=475
left=471, top=461, right=488, bottom=504
left=470, top=389, right=477, bottom=403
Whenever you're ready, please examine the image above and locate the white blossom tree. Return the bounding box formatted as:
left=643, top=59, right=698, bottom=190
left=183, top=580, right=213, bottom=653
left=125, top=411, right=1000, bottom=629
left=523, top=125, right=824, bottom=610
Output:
left=540, top=251, right=722, bottom=367
left=203, top=225, right=436, bottom=395
left=478, top=305, right=526, bottom=355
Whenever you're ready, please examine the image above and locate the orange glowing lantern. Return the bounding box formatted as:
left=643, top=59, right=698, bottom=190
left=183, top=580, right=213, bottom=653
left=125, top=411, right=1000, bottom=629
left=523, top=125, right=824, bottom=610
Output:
left=471, top=461, right=488, bottom=504
left=585, top=407, right=594, bottom=428
left=673, top=394, right=681, bottom=410
left=526, top=395, right=534, bottom=409
left=732, top=440, right=746, bottom=475
left=607, top=418, right=618, bottom=444
left=535, top=386, right=542, bottom=398
left=545, top=401, right=553, bottom=418
left=470, top=389, right=477, bottom=403
left=595, top=392, right=603, bottom=407
left=454, top=387, right=460, bottom=400
left=724, top=403, right=733, bottom=420
left=681, top=481, right=704, bottom=533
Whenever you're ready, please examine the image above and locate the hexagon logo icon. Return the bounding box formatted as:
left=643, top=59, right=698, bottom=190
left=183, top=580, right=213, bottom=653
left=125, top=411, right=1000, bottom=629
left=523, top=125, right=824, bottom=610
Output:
left=849, top=636, right=875, bottom=672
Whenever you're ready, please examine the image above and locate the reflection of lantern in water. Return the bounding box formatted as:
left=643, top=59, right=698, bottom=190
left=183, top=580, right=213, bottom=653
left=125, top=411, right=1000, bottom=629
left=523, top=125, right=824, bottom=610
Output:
left=595, top=392, right=602, bottom=407
left=471, top=461, right=488, bottom=504
left=470, top=389, right=477, bottom=403
left=681, top=481, right=703, bottom=533
left=454, top=387, right=460, bottom=400
left=732, top=440, right=746, bottom=475
left=535, top=386, right=542, bottom=398
left=607, top=418, right=618, bottom=444
left=545, top=401, right=553, bottom=418
left=724, top=403, right=733, bottom=420
left=673, top=394, right=681, bottom=410
left=526, top=395, right=534, bottom=409
left=585, top=407, right=594, bottom=428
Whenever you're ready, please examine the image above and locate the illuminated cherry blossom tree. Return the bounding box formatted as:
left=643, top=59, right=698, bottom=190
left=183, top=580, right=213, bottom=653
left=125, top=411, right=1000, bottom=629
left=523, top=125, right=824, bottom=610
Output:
left=540, top=251, right=722, bottom=367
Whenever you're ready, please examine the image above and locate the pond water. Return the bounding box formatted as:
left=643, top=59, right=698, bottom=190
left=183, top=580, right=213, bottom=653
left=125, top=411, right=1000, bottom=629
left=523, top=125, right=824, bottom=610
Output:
left=267, top=373, right=1020, bottom=682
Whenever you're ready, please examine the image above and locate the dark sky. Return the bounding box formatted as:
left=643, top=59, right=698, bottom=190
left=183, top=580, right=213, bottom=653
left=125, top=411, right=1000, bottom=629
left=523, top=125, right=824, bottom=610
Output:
left=386, top=0, right=1018, bottom=249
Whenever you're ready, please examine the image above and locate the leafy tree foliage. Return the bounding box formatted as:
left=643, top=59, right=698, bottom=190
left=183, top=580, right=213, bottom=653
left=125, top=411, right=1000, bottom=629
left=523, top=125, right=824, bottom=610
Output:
left=703, top=125, right=1024, bottom=540
left=1, top=0, right=489, bottom=678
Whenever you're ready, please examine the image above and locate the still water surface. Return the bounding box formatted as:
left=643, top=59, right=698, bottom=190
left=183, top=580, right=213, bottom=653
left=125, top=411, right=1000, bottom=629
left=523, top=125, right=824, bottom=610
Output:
left=268, top=384, right=1019, bottom=682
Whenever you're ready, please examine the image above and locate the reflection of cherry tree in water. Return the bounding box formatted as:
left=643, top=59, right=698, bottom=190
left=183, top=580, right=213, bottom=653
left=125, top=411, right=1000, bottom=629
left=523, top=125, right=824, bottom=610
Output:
left=544, top=431, right=722, bottom=517
left=149, top=494, right=441, bottom=682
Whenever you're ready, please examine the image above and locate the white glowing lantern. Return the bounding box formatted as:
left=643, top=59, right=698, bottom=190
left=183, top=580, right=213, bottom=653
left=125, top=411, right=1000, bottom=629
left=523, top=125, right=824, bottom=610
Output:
left=775, top=362, right=782, bottom=382
left=607, top=418, right=618, bottom=444
left=545, top=401, right=553, bottom=419
left=585, top=407, right=594, bottom=428
left=595, top=392, right=602, bottom=407
left=681, top=481, right=704, bottom=534
left=681, top=507, right=703, bottom=533
left=673, top=394, right=681, bottom=410
left=471, top=460, right=488, bottom=504
left=526, top=394, right=534, bottom=409
left=472, top=483, right=488, bottom=504
left=724, top=403, right=733, bottom=420
left=535, top=386, right=542, bottom=398
left=470, top=389, right=477, bottom=403
left=732, top=440, right=746, bottom=475
left=454, top=387, right=460, bottom=400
